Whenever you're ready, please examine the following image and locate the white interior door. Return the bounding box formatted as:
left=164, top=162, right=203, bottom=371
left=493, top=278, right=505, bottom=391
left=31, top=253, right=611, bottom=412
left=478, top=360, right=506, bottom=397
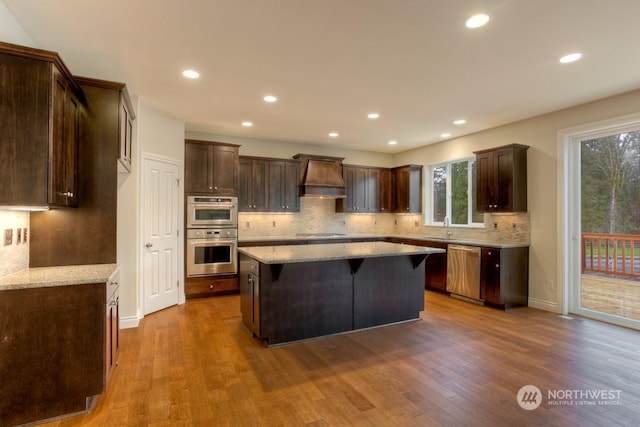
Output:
left=142, top=155, right=180, bottom=315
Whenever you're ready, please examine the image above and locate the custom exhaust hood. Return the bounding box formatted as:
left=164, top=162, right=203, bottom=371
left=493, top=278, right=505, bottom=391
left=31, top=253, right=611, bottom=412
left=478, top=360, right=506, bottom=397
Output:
left=293, top=154, right=346, bottom=198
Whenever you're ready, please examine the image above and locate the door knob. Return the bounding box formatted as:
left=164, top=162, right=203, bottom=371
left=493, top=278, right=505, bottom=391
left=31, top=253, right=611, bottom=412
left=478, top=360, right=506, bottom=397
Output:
left=145, top=242, right=153, bottom=248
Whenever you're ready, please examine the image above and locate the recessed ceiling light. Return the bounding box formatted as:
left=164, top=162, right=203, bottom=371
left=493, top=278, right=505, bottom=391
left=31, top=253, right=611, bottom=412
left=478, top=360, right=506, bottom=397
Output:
left=441, top=133, right=451, bottom=138
left=466, top=13, right=490, bottom=29
left=367, top=113, right=380, bottom=119
left=329, top=132, right=339, bottom=138
left=182, top=69, right=200, bottom=79
left=559, top=53, right=582, bottom=64
left=241, top=121, right=253, bottom=127
left=263, top=95, right=277, bottom=103
left=453, top=119, right=466, bottom=125
left=388, top=140, right=398, bottom=145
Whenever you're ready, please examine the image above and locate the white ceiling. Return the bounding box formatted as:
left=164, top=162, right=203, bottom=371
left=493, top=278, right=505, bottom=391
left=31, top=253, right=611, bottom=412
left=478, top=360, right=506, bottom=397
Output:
left=4, top=0, right=640, bottom=153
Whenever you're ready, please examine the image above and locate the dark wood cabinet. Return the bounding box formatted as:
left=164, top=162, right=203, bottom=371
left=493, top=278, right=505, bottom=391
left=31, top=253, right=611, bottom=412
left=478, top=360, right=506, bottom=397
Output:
left=0, top=282, right=105, bottom=426
left=31, top=77, right=129, bottom=267
left=480, top=246, right=529, bottom=309
left=379, top=168, right=393, bottom=212
left=0, top=43, right=82, bottom=208
left=184, top=274, right=239, bottom=298
left=105, top=270, right=120, bottom=386
left=117, top=88, right=135, bottom=173
left=239, top=157, right=269, bottom=212
left=269, top=160, right=300, bottom=212
left=240, top=256, right=261, bottom=335
left=184, top=140, right=239, bottom=195
left=474, top=144, right=528, bottom=212
left=336, top=165, right=380, bottom=213
left=423, top=241, right=448, bottom=292
left=392, top=165, right=422, bottom=213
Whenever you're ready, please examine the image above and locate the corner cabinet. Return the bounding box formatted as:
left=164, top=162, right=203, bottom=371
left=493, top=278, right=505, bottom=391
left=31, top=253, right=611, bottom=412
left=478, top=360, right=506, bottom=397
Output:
left=239, top=157, right=269, bottom=212
left=393, top=165, right=422, bottom=213
left=474, top=144, right=528, bottom=212
left=185, top=140, right=239, bottom=196
left=336, top=165, right=380, bottom=213
left=0, top=42, right=82, bottom=208
left=269, top=160, right=300, bottom=212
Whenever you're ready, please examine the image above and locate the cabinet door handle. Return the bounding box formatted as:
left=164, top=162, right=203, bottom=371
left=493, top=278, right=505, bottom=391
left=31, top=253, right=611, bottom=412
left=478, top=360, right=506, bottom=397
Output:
left=495, top=264, right=500, bottom=268
left=209, top=186, right=213, bottom=190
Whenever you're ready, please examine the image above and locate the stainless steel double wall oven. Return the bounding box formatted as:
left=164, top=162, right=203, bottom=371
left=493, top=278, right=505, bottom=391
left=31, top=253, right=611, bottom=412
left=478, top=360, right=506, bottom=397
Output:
left=186, top=196, right=238, bottom=277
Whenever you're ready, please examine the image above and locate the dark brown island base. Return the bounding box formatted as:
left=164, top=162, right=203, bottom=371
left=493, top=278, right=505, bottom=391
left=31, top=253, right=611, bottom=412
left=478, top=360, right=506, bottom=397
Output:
left=238, top=242, right=445, bottom=345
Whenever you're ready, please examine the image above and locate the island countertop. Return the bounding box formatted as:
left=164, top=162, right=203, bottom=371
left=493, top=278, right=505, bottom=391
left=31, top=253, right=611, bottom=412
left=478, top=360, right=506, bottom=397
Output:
left=0, top=263, right=118, bottom=291
left=238, top=241, right=444, bottom=264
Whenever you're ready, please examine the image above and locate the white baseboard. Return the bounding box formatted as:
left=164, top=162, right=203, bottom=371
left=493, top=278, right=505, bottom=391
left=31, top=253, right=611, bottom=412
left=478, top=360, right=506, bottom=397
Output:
left=120, top=315, right=140, bottom=329
left=528, top=297, right=560, bottom=313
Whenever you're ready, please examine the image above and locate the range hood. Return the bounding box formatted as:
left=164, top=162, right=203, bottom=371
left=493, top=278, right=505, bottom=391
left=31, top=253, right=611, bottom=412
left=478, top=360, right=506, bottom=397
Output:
left=293, top=154, right=346, bottom=198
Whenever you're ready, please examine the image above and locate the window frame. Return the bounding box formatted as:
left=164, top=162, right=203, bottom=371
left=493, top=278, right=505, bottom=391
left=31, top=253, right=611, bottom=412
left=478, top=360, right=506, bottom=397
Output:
left=425, top=157, right=484, bottom=228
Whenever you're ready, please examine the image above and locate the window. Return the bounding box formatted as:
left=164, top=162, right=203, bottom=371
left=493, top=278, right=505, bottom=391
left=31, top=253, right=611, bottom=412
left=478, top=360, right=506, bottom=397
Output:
left=428, top=159, right=483, bottom=226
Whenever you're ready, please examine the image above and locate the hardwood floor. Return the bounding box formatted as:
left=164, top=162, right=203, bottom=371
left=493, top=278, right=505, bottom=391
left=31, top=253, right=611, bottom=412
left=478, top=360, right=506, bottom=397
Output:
left=37, top=291, right=640, bottom=427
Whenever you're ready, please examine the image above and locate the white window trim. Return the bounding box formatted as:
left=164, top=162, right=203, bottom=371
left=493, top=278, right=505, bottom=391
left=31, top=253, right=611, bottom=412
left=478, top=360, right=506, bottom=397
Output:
left=424, top=158, right=484, bottom=228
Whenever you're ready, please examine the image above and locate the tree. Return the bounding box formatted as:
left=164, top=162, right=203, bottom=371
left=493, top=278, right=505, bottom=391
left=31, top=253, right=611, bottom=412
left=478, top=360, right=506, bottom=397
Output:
left=582, top=131, right=640, bottom=235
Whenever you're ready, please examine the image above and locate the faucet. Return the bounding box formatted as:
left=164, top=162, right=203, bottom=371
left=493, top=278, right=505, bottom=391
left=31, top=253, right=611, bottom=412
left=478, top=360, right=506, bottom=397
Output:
left=444, top=217, right=454, bottom=239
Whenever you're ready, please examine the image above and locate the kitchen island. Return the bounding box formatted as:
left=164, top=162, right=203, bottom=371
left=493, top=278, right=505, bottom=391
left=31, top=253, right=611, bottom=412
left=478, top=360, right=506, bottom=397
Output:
left=238, top=241, right=444, bottom=345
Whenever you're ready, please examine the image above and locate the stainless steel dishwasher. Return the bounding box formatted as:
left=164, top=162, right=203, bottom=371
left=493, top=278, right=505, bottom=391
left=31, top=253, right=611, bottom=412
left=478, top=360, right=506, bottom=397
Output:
left=446, top=245, right=482, bottom=302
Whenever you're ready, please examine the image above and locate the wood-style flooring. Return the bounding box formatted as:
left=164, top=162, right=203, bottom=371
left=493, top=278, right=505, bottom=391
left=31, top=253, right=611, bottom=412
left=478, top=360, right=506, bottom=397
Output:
left=37, top=291, right=640, bottom=427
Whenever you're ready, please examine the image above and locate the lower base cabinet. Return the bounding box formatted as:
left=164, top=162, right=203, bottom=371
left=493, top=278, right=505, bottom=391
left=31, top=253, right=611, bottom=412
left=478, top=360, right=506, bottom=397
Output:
left=480, top=247, right=529, bottom=309
left=0, top=283, right=107, bottom=426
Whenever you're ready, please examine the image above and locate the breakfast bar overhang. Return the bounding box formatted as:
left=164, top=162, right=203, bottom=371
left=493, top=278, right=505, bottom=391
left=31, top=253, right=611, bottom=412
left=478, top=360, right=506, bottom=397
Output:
left=238, top=242, right=445, bottom=345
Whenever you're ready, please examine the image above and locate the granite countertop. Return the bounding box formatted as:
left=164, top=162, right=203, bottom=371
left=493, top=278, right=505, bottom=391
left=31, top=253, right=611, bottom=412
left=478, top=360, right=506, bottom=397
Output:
left=238, top=241, right=444, bottom=264
left=0, top=264, right=118, bottom=291
left=238, top=233, right=529, bottom=249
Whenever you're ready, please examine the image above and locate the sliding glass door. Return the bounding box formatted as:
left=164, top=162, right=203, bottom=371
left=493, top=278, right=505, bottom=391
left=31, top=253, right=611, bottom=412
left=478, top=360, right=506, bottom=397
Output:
left=569, top=126, right=640, bottom=328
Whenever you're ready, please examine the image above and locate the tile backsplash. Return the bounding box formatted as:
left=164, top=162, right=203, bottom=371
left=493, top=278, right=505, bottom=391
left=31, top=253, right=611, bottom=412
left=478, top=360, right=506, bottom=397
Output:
left=239, top=198, right=530, bottom=243
left=0, top=210, right=29, bottom=278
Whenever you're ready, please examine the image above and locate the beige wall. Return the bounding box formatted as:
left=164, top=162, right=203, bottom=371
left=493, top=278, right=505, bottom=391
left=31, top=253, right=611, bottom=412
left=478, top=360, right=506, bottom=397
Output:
left=117, top=102, right=185, bottom=327
left=185, top=131, right=395, bottom=168
left=394, top=88, right=640, bottom=311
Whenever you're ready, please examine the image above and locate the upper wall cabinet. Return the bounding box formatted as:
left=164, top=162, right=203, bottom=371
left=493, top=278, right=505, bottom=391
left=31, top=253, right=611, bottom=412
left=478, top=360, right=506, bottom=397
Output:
left=239, top=157, right=269, bottom=212
left=118, top=87, right=135, bottom=173
left=474, top=144, right=528, bottom=213
left=185, top=140, right=239, bottom=196
left=379, top=168, right=393, bottom=213
left=336, top=165, right=380, bottom=213
left=0, top=42, right=82, bottom=208
left=392, top=165, right=422, bottom=213
left=268, top=159, right=300, bottom=212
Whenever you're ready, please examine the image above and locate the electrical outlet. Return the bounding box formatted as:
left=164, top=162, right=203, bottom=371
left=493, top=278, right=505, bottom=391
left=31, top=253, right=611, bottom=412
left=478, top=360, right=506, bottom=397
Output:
left=4, top=229, right=13, bottom=246
left=493, top=223, right=498, bottom=229
left=272, top=221, right=276, bottom=228
left=23, top=228, right=28, bottom=243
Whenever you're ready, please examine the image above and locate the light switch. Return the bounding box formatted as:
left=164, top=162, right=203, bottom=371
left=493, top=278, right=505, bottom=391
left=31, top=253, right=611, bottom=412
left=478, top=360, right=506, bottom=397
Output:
left=16, top=228, right=21, bottom=244
left=23, top=228, right=28, bottom=243
left=4, top=229, right=13, bottom=246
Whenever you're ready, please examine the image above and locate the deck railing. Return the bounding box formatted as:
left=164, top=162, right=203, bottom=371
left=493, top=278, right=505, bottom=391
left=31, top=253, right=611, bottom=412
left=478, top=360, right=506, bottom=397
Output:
left=582, top=233, right=640, bottom=278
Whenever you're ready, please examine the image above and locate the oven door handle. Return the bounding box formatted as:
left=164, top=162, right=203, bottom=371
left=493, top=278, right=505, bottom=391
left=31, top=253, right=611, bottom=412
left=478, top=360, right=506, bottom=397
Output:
left=189, top=239, right=237, bottom=246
